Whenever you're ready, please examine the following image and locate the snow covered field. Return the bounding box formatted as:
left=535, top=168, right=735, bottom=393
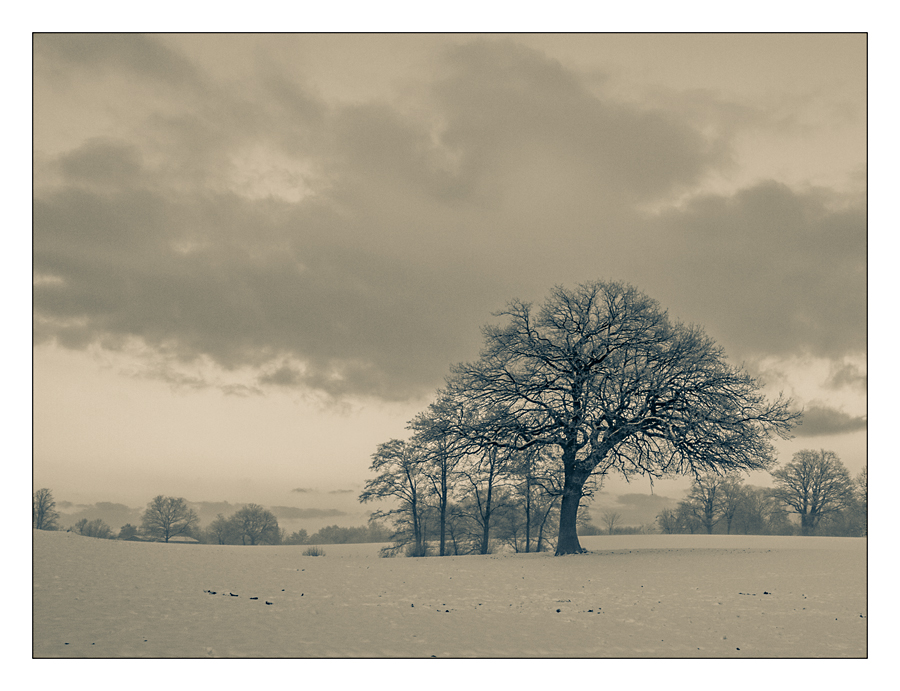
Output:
left=33, top=530, right=866, bottom=658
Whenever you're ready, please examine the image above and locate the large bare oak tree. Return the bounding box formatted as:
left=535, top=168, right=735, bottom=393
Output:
left=447, top=280, right=798, bottom=554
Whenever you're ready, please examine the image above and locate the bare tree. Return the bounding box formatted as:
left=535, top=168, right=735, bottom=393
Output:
left=771, top=449, right=854, bottom=536
left=204, top=513, right=239, bottom=544
left=683, top=473, right=725, bottom=534
left=141, top=495, right=199, bottom=542
left=656, top=507, right=680, bottom=534
left=118, top=523, right=139, bottom=540
left=456, top=446, right=514, bottom=554
left=718, top=475, right=746, bottom=534
left=676, top=501, right=703, bottom=533
left=601, top=510, right=622, bottom=535
left=33, top=488, right=60, bottom=530
left=513, top=447, right=563, bottom=552
left=732, top=486, right=781, bottom=535
left=447, top=280, right=798, bottom=554
left=410, top=395, right=470, bottom=556
left=360, top=439, right=428, bottom=556
left=231, top=504, right=280, bottom=545
left=856, top=465, right=867, bottom=536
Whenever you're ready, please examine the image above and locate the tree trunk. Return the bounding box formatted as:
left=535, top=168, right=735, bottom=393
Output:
left=525, top=474, right=532, bottom=554
left=556, top=471, right=589, bottom=555
left=439, top=470, right=447, bottom=557
left=801, top=513, right=813, bottom=536
left=480, top=481, right=493, bottom=555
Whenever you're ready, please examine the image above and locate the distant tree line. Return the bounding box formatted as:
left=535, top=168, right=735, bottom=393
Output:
left=32, top=490, right=392, bottom=546
left=654, top=450, right=866, bottom=537
left=32, top=446, right=865, bottom=548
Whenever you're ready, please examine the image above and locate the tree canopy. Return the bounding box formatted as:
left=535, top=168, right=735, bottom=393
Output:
left=141, top=495, right=199, bottom=543
left=33, top=488, right=60, bottom=531
left=771, top=449, right=855, bottom=535
left=444, top=280, right=799, bottom=554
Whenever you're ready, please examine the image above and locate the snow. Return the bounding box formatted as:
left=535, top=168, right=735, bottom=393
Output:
left=32, top=530, right=866, bottom=659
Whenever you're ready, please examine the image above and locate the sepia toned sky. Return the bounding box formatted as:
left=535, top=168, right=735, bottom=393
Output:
left=32, top=33, right=867, bottom=510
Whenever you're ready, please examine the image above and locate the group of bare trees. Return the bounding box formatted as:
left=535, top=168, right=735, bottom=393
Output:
left=203, top=504, right=282, bottom=545
left=32, top=490, right=285, bottom=545
left=657, top=451, right=867, bottom=537
left=361, top=280, right=799, bottom=555
left=360, top=428, right=566, bottom=556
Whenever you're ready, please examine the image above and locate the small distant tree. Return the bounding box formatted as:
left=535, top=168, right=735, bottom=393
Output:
left=656, top=507, right=681, bottom=534
left=675, top=501, right=703, bottom=533
left=118, top=523, right=139, bottom=540
left=600, top=510, right=622, bottom=535
left=203, top=513, right=239, bottom=544
left=732, top=486, right=777, bottom=535
left=33, top=488, right=60, bottom=530
left=141, top=495, right=199, bottom=543
left=771, top=450, right=855, bottom=536
left=231, top=504, right=280, bottom=545
left=684, top=473, right=725, bottom=534
left=283, top=529, right=309, bottom=545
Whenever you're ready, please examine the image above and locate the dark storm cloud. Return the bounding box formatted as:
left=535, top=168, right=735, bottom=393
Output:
left=794, top=405, right=867, bottom=437
left=35, top=33, right=202, bottom=88
left=634, top=182, right=866, bottom=361
left=33, top=36, right=865, bottom=402
left=433, top=40, right=725, bottom=203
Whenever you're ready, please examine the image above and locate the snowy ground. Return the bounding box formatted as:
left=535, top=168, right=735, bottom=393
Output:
left=32, top=530, right=866, bottom=659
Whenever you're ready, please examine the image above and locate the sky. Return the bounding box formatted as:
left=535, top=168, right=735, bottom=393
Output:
left=31, top=33, right=868, bottom=518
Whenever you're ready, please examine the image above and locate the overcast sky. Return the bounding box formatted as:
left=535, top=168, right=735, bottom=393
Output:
left=32, top=33, right=867, bottom=511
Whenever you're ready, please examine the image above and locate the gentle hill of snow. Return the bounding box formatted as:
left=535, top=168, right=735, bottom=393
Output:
left=32, top=530, right=866, bottom=658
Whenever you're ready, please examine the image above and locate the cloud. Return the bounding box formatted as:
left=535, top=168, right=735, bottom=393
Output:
left=328, top=489, right=357, bottom=495
left=825, top=361, right=867, bottom=392
left=34, top=33, right=202, bottom=89
left=33, top=36, right=865, bottom=403
left=56, top=501, right=142, bottom=530
left=291, top=487, right=315, bottom=494
left=635, top=181, right=866, bottom=362
left=794, top=405, right=867, bottom=437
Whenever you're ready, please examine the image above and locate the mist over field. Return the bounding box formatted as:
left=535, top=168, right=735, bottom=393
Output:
left=51, top=490, right=686, bottom=540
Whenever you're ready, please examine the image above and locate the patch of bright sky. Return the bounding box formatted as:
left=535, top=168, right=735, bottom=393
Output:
left=225, top=145, right=319, bottom=204
left=33, top=344, right=427, bottom=506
